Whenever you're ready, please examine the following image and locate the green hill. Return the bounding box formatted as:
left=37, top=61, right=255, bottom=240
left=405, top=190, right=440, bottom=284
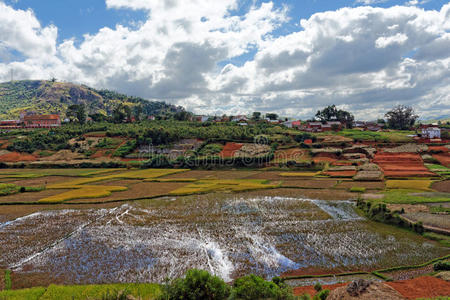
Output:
left=0, top=80, right=184, bottom=119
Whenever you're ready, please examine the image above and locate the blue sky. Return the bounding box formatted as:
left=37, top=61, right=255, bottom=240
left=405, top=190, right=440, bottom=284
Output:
left=1, top=0, right=449, bottom=119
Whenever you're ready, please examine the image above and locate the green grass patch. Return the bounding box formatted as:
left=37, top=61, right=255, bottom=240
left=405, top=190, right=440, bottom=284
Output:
left=335, top=129, right=414, bottom=143
left=349, top=187, right=366, bottom=193
left=0, top=287, right=46, bottom=300
left=39, top=283, right=160, bottom=300
left=377, top=254, right=450, bottom=274
left=381, top=189, right=450, bottom=204
left=429, top=205, right=450, bottom=214
left=0, top=184, right=21, bottom=196
left=423, top=232, right=450, bottom=248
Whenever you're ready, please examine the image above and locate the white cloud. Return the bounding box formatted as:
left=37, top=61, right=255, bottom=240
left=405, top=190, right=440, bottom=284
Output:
left=0, top=1, right=449, bottom=120
left=375, top=33, right=409, bottom=48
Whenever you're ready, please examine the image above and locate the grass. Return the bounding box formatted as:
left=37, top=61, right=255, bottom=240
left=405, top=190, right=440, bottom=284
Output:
left=349, top=187, right=366, bottom=193
left=0, top=184, right=21, bottom=196
left=169, top=179, right=277, bottom=195
left=0, top=287, right=46, bottom=300
left=423, top=232, right=450, bottom=248
left=386, top=180, right=433, bottom=191
left=279, top=172, right=320, bottom=177
left=338, top=129, right=414, bottom=143
left=4, top=270, right=11, bottom=290
left=381, top=189, right=450, bottom=204
left=39, top=283, right=161, bottom=300
left=0, top=283, right=161, bottom=300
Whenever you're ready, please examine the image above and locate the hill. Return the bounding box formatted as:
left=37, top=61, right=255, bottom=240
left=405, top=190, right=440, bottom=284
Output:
left=0, top=80, right=184, bottom=119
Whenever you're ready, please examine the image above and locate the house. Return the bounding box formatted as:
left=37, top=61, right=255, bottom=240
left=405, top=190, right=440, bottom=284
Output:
left=147, top=115, right=156, bottom=121
left=283, top=121, right=293, bottom=128
left=195, top=115, right=209, bottom=123
left=232, top=115, right=249, bottom=122
left=0, top=120, right=20, bottom=129
left=292, top=121, right=302, bottom=129
left=421, top=125, right=441, bottom=139
left=306, top=122, right=323, bottom=132
left=22, top=114, right=61, bottom=128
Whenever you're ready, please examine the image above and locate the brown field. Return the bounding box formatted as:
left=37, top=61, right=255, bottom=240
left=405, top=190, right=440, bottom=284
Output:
left=336, top=181, right=385, bottom=190
left=66, top=181, right=189, bottom=203
left=162, top=170, right=259, bottom=180
left=245, top=171, right=291, bottom=181
left=281, top=179, right=337, bottom=189
left=325, top=170, right=357, bottom=177
left=433, top=153, right=450, bottom=167
left=3, top=176, right=68, bottom=187
left=374, top=153, right=436, bottom=177
left=238, top=188, right=358, bottom=201
left=273, top=148, right=310, bottom=163
left=404, top=212, right=450, bottom=230
left=0, top=189, right=71, bottom=204
left=432, top=180, right=450, bottom=193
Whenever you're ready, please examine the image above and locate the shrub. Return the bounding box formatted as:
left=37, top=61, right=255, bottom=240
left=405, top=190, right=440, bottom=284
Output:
left=158, top=269, right=230, bottom=300
left=230, top=274, right=294, bottom=300
left=314, top=289, right=330, bottom=300
left=4, top=270, right=12, bottom=290
left=314, top=282, right=322, bottom=292
left=433, top=261, right=450, bottom=271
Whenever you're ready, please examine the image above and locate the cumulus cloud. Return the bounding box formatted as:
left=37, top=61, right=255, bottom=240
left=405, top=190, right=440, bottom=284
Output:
left=0, top=1, right=449, bottom=120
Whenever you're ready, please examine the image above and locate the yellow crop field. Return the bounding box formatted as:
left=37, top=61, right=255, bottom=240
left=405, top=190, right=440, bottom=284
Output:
left=47, top=169, right=191, bottom=189
left=169, top=179, right=277, bottom=195
left=386, top=180, right=433, bottom=191
left=39, top=185, right=127, bottom=203
left=279, top=172, right=320, bottom=177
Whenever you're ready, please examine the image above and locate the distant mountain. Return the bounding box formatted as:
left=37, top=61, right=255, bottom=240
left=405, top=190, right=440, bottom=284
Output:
left=0, top=80, right=184, bottom=119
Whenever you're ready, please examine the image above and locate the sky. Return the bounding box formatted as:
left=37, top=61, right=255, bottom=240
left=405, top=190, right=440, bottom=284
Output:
left=0, top=0, right=449, bottom=120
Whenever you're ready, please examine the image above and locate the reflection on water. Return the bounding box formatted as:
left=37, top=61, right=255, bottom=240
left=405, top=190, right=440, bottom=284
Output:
left=0, top=195, right=447, bottom=284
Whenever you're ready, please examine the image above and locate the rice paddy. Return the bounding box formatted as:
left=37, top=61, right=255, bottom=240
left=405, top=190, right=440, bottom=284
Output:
left=0, top=168, right=448, bottom=292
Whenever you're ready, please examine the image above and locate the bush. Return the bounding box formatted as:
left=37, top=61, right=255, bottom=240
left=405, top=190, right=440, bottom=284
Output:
left=314, top=282, right=322, bottom=292
left=350, top=187, right=366, bottom=193
left=433, top=261, right=450, bottom=271
left=4, top=270, right=12, bottom=290
left=158, top=269, right=230, bottom=300
left=314, top=289, right=330, bottom=300
left=230, top=274, right=294, bottom=300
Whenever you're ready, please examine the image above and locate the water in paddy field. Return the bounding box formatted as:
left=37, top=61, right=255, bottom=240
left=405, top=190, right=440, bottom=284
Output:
left=0, top=195, right=447, bottom=285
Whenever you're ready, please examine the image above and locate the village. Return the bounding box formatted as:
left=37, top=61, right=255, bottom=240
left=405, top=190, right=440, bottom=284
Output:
left=0, top=111, right=445, bottom=143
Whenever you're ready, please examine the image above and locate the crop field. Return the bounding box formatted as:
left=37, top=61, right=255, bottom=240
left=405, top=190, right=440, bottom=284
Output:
left=0, top=193, right=447, bottom=289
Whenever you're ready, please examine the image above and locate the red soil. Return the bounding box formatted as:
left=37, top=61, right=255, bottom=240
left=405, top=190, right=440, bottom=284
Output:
left=433, top=153, right=450, bottom=167
left=219, top=142, right=243, bottom=158
left=0, top=152, right=36, bottom=162
left=386, top=276, right=450, bottom=299
left=313, top=157, right=337, bottom=163
left=293, top=283, right=348, bottom=297
left=325, top=171, right=357, bottom=177
left=373, top=153, right=436, bottom=177
left=332, top=161, right=354, bottom=166
left=90, top=150, right=109, bottom=159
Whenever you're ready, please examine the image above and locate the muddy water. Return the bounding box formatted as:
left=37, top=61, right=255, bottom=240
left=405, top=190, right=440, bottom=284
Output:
left=0, top=194, right=447, bottom=285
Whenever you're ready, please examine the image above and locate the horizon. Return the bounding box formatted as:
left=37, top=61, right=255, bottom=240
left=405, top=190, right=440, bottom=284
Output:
left=0, top=0, right=449, bottom=120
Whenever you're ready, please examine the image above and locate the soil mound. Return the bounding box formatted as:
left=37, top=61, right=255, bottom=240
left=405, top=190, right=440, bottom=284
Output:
left=328, top=280, right=405, bottom=300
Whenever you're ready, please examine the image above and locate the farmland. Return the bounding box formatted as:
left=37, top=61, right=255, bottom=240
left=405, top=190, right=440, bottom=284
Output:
left=0, top=167, right=448, bottom=298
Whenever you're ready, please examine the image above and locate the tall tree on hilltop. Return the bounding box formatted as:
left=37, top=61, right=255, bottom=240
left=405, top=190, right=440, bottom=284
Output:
left=315, top=105, right=354, bottom=128
left=384, top=105, right=418, bottom=130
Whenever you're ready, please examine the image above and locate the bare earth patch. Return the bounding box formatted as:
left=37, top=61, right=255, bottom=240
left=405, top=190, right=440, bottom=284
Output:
left=432, top=180, right=450, bottom=193
left=0, top=189, right=71, bottom=204
left=281, top=179, right=337, bottom=189
left=337, top=181, right=385, bottom=190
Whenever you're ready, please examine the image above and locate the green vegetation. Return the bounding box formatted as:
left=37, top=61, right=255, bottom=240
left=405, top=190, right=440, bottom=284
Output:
left=336, top=129, right=413, bottom=142
left=381, top=189, right=450, bottom=204
left=159, top=269, right=230, bottom=300
left=4, top=270, right=11, bottom=290
left=350, top=187, right=366, bottom=193
left=0, top=184, right=21, bottom=196
left=385, top=105, right=418, bottom=130
left=423, top=232, right=450, bottom=247
left=0, top=80, right=180, bottom=119
left=198, top=143, right=223, bottom=156
left=433, top=261, right=450, bottom=271
left=230, top=275, right=294, bottom=300
left=0, top=287, right=46, bottom=300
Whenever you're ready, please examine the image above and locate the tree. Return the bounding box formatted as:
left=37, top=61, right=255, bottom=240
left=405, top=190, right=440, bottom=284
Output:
left=112, top=104, right=129, bottom=123
left=230, top=275, right=295, bottom=300
left=315, top=105, right=354, bottom=128
left=266, top=113, right=278, bottom=120
left=67, top=104, right=86, bottom=124
left=174, top=111, right=192, bottom=121
left=252, top=112, right=262, bottom=121
left=384, top=105, right=418, bottom=130
left=158, top=269, right=230, bottom=300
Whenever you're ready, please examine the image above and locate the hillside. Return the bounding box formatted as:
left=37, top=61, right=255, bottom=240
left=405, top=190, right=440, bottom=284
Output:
left=0, top=80, right=183, bottom=119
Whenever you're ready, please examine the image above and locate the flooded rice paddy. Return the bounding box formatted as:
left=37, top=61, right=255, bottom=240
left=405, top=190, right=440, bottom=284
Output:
left=0, top=194, right=447, bottom=285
